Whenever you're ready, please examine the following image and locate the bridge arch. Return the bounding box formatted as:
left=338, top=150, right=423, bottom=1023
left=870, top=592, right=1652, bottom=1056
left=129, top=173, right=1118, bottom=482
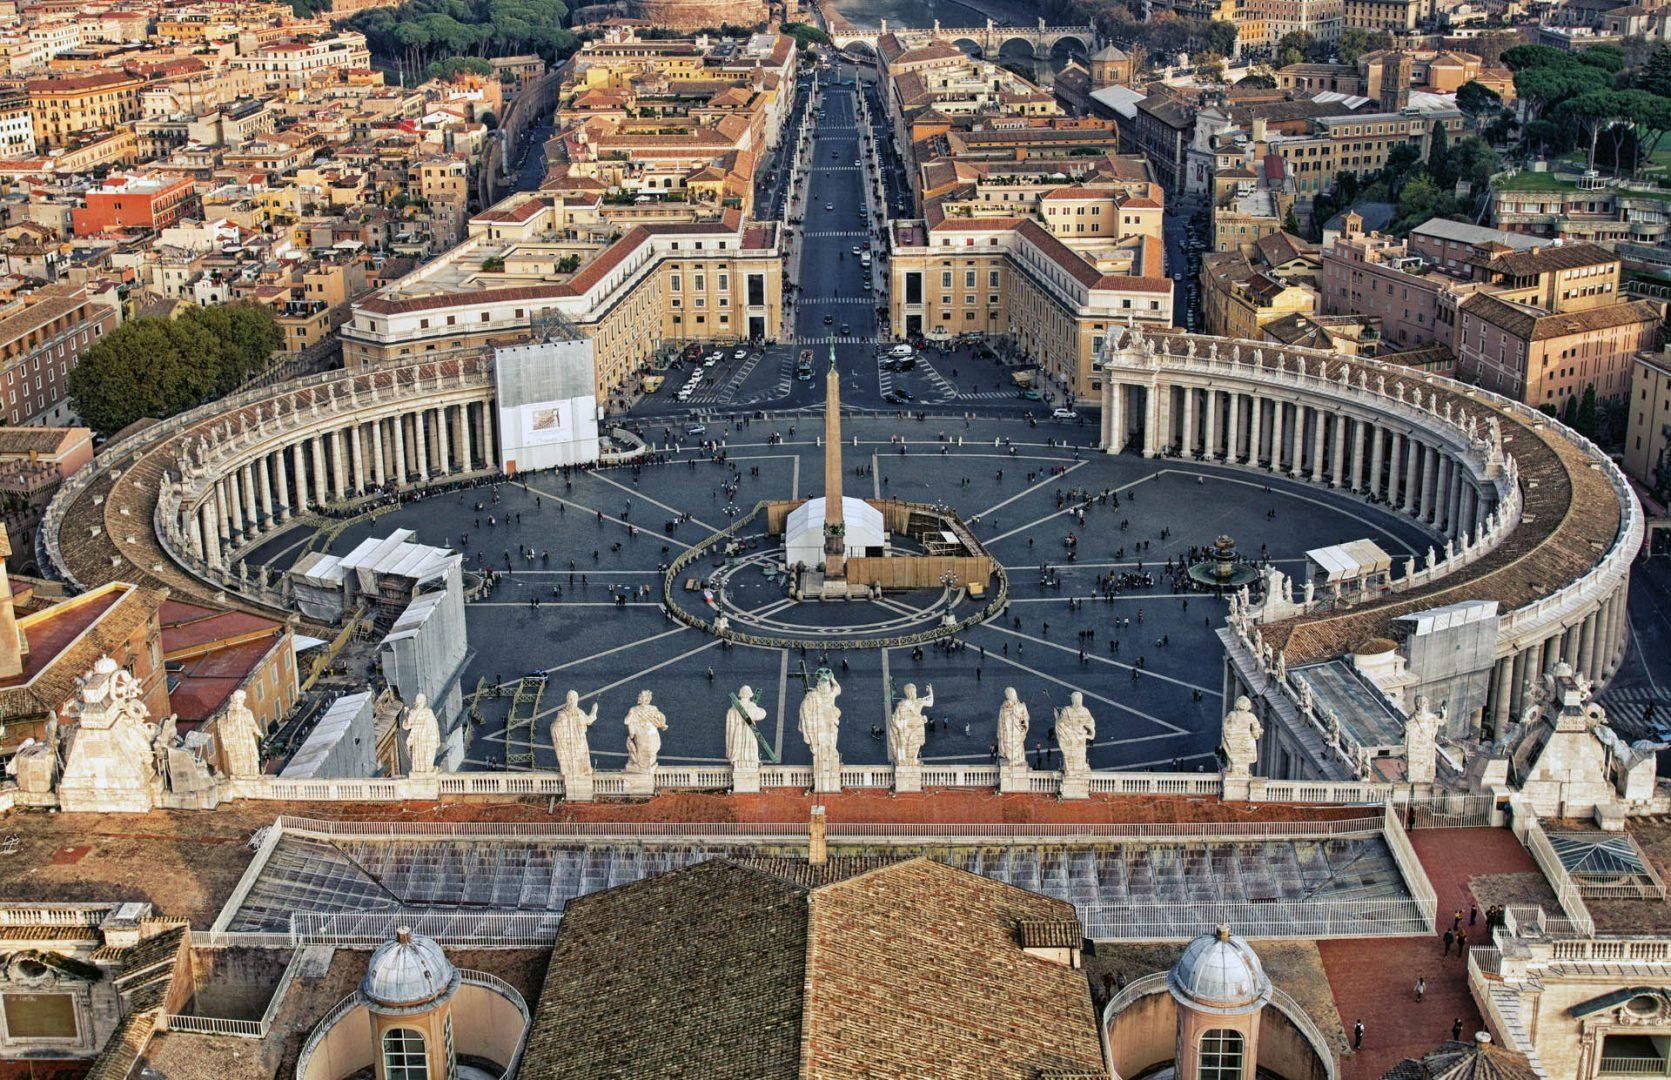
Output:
left=996, top=37, right=1037, bottom=61
left=952, top=37, right=983, bottom=58
left=1050, top=35, right=1090, bottom=62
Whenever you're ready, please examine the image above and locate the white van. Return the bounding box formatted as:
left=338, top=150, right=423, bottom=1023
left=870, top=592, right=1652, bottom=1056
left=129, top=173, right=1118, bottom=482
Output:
left=889, top=344, right=913, bottom=358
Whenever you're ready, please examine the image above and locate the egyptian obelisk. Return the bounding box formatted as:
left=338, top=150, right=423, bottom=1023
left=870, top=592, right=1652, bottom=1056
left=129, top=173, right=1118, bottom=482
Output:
left=822, top=345, right=845, bottom=576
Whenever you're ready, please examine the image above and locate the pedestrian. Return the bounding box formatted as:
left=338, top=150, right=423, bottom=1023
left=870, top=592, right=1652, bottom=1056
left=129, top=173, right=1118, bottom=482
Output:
left=1452, top=909, right=1463, bottom=932
left=1442, top=928, right=1454, bottom=955
left=1414, top=975, right=1425, bottom=1002
left=1451, top=1018, right=1464, bottom=1042
left=1353, top=1020, right=1364, bottom=1050
left=1457, top=928, right=1468, bottom=956
left=1469, top=904, right=1478, bottom=926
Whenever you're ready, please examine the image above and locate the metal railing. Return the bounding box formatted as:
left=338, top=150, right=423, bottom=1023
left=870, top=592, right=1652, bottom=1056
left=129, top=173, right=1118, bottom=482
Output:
left=1520, top=819, right=1597, bottom=937
left=1383, top=804, right=1440, bottom=928
left=1082, top=897, right=1431, bottom=940
left=1600, top=1058, right=1671, bottom=1075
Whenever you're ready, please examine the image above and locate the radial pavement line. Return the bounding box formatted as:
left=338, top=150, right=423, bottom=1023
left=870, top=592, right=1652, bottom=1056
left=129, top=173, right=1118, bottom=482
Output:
left=1165, top=468, right=1424, bottom=556
left=507, top=480, right=694, bottom=550
left=981, top=623, right=1219, bottom=707
left=588, top=469, right=720, bottom=534
left=968, top=640, right=1183, bottom=738
left=984, top=472, right=1161, bottom=545
left=971, top=458, right=1087, bottom=520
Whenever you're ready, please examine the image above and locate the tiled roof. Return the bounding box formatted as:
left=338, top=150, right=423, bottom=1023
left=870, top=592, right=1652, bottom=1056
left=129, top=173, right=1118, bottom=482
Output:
left=522, top=857, right=1104, bottom=1078
left=1485, top=241, right=1614, bottom=276
left=1459, top=293, right=1662, bottom=341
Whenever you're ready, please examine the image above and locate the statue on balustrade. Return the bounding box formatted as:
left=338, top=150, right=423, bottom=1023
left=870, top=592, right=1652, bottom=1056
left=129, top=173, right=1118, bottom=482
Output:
left=726, top=685, right=766, bottom=770
left=1221, top=695, right=1263, bottom=778
left=623, top=689, right=667, bottom=774
left=799, top=669, right=842, bottom=790
left=404, top=694, right=440, bottom=777
left=552, top=690, right=598, bottom=780
left=997, top=687, right=1030, bottom=770
left=217, top=689, right=263, bottom=780
left=1405, top=695, right=1444, bottom=786
left=888, top=683, right=933, bottom=767
left=1055, top=691, right=1096, bottom=776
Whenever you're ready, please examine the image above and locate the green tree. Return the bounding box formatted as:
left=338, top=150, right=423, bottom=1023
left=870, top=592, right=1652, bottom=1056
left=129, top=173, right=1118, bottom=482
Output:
left=1618, top=88, right=1671, bottom=174
left=1560, top=393, right=1579, bottom=429
left=1336, top=28, right=1389, bottom=65
left=1282, top=206, right=1302, bottom=235
left=1576, top=383, right=1599, bottom=438
left=1556, top=89, right=1624, bottom=168
left=1382, top=142, right=1424, bottom=197
left=1638, top=44, right=1671, bottom=99
left=1455, top=80, right=1502, bottom=118
left=427, top=56, right=493, bottom=80
left=780, top=22, right=831, bottom=48
left=1429, top=120, right=1452, bottom=187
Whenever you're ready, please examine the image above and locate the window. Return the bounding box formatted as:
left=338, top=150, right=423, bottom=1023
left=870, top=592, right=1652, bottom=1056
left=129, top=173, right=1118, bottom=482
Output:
left=1199, top=1029, right=1244, bottom=1080
left=382, top=1028, right=428, bottom=1080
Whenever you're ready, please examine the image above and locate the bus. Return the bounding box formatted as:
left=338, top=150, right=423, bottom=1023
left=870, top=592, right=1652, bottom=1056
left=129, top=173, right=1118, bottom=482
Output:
left=796, top=349, right=814, bottom=380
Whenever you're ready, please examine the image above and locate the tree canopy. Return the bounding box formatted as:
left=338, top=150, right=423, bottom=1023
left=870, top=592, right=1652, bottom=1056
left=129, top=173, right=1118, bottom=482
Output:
left=347, top=0, right=578, bottom=76
left=68, top=304, right=281, bottom=438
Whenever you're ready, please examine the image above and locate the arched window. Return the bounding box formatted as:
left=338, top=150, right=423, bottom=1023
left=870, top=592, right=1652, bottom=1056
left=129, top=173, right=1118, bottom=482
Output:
left=382, top=1027, right=429, bottom=1080
left=1199, top=1028, right=1244, bottom=1080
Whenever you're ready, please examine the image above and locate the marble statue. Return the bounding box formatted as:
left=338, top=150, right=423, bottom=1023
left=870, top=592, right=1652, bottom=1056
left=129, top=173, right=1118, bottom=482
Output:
left=552, top=690, right=598, bottom=782
left=1221, top=695, right=1263, bottom=777
left=217, top=689, right=263, bottom=780
left=726, top=686, right=766, bottom=771
left=1303, top=579, right=1315, bottom=604
left=799, top=670, right=842, bottom=792
left=888, top=683, right=933, bottom=767
left=1056, top=692, right=1096, bottom=798
left=997, top=687, right=1030, bottom=771
left=1405, top=695, right=1443, bottom=786
left=58, top=656, right=161, bottom=813
left=404, top=694, right=440, bottom=777
left=623, top=690, right=667, bottom=775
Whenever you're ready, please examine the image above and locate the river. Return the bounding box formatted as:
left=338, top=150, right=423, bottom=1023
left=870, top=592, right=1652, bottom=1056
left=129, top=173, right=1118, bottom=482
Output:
left=824, top=0, right=1086, bottom=82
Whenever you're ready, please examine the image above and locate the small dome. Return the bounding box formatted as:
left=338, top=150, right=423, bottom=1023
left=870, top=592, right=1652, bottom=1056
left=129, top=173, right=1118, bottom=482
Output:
left=360, top=927, right=460, bottom=1014
left=1168, top=926, right=1271, bottom=1014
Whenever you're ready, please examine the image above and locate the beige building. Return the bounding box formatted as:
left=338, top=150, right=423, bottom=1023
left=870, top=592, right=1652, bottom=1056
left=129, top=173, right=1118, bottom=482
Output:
left=25, top=71, right=141, bottom=150
left=1624, top=346, right=1671, bottom=497
left=888, top=213, right=1172, bottom=403
left=344, top=196, right=783, bottom=405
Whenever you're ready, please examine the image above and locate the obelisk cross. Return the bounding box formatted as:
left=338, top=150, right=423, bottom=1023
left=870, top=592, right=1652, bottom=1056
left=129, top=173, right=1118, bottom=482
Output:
left=822, top=345, right=845, bottom=576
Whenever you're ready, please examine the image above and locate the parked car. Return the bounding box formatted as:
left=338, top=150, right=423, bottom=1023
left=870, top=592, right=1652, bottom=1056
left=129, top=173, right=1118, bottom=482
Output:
left=1052, top=408, right=1077, bottom=420
left=733, top=348, right=748, bottom=360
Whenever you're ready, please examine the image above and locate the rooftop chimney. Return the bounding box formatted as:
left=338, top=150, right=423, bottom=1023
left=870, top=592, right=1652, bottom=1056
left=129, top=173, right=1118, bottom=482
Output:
left=808, top=804, right=827, bottom=866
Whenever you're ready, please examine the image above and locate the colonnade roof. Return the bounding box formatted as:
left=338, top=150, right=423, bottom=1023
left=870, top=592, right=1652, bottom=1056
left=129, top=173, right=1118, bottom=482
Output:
left=1174, top=339, right=1625, bottom=664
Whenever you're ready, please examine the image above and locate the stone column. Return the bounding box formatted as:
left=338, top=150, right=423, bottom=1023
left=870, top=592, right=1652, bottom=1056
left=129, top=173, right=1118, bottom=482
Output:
left=1290, top=404, right=1306, bottom=478
left=1227, top=392, right=1242, bottom=462
left=203, top=498, right=223, bottom=569
left=459, top=404, right=475, bottom=471
left=435, top=405, right=452, bottom=474
left=1311, top=408, right=1327, bottom=483
left=224, top=476, right=245, bottom=538
left=349, top=423, right=365, bottom=492
left=1350, top=419, right=1366, bottom=491
left=239, top=465, right=258, bottom=535
left=1433, top=455, right=1451, bottom=531
left=274, top=447, right=291, bottom=520
left=1329, top=413, right=1346, bottom=486
left=1142, top=383, right=1160, bottom=457
left=1452, top=467, right=1469, bottom=538
left=189, top=505, right=207, bottom=561
left=481, top=404, right=497, bottom=468
left=1508, top=649, right=1529, bottom=722
left=311, top=436, right=329, bottom=507
left=1205, top=387, right=1219, bottom=458
left=1182, top=385, right=1197, bottom=456
left=1368, top=426, right=1384, bottom=498
left=1248, top=395, right=1263, bottom=466
left=392, top=412, right=408, bottom=487
left=1420, top=446, right=1439, bottom=523
left=258, top=456, right=274, bottom=522
left=291, top=441, right=310, bottom=513
left=1268, top=399, right=1283, bottom=470
left=413, top=409, right=431, bottom=482
left=1578, top=612, right=1598, bottom=683
left=1490, top=656, right=1513, bottom=736
left=371, top=419, right=387, bottom=487
left=1402, top=439, right=1420, bottom=514
left=330, top=430, right=347, bottom=502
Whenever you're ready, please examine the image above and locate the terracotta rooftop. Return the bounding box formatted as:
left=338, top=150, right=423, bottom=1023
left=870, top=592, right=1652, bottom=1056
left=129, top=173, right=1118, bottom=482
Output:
left=521, top=857, right=1105, bottom=1078
left=0, top=583, right=164, bottom=724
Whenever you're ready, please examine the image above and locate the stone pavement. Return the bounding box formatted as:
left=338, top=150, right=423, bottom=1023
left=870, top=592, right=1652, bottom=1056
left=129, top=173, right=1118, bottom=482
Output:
left=1318, top=827, right=1539, bottom=1079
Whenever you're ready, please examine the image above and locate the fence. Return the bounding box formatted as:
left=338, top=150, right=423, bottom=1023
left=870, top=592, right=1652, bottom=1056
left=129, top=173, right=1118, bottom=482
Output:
left=1383, top=804, right=1440, bottom=931
left=273, top=812, right=1388, bottom=844
left=291, top=911, right=560, bottom=948
left=1082, top=896, right=1432, bottom=940
left=1520, top=819, right=1597, bottom=937
left=163, top=946, right=301, bottom=1040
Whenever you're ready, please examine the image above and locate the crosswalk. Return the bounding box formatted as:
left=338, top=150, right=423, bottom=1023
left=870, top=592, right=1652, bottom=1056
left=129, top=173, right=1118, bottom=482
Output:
left=796, top=334, right=881, bottom=345
left=912, top=354, right=959, bottom=399
left=1596, top=684, right=1669, bottom=737
left=957, top=389, right=1025, bottom=402
left=799, top=297, right=875, bottom=307
left=802, top=230, right=871, bottom=238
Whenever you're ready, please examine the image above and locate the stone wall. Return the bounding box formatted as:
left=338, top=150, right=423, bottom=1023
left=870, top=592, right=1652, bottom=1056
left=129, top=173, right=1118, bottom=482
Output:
left=627, top=0, right=769, bottom=27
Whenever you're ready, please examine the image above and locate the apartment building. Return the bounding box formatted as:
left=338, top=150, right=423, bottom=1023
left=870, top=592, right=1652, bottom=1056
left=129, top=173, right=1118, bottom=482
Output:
left=1623, top=346, right=1671, bottom=495
left=343, top=198, right=783, bottom=404
left=888, top=212, right=1172, bottom=403
left=229, top=33, right=371, bottom=91
left=1342, top=0, right=1430, bottom=32
left=25, top=71, right=141, bottom=149
left=0, top=94, right=34, bottom=158
left=70, top=175, right=200, bottom=236
left=0, top=283, right=117, bottom=426
left=1454, top=292, right=1661, bottom=407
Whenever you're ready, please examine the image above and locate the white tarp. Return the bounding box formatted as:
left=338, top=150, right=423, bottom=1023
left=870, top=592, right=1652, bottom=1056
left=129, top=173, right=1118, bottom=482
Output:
left=1305, top=539, right=1393, bottom=582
